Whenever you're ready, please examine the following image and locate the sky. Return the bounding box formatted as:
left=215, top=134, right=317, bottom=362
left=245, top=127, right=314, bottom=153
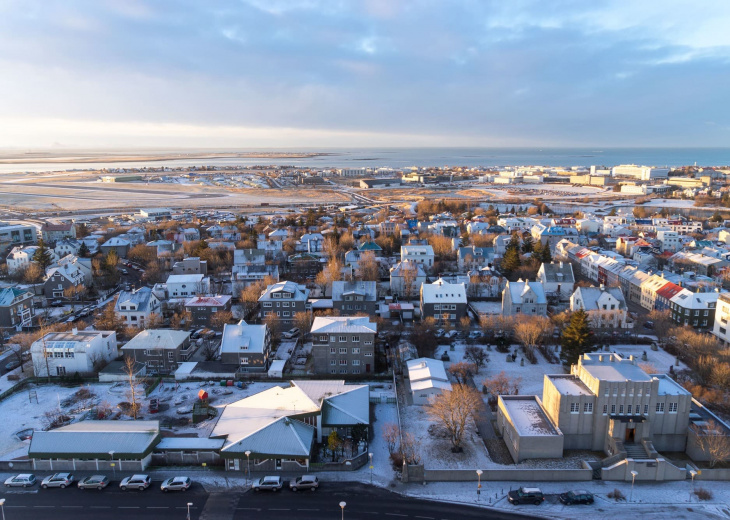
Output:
left=0, top=0, right=729, bottom=149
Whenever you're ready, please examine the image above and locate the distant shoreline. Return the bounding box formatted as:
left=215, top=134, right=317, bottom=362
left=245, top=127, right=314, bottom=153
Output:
left=0, top=151, right=336, bottom=164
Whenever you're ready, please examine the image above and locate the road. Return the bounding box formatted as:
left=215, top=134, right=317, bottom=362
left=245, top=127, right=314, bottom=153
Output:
left=0, top=481, right=542, bottom=520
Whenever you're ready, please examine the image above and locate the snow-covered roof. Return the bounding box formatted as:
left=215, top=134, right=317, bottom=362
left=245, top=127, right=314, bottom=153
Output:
left=331, top=280, right=377, bottom=301
left=547, top=375, right=592, bottom=396
left=500, top=396, right=560, bottom=437
left=221, top=321, right=268, bottom=355
left=166, top=274, right=205, bottom=284
left=420, top=280, right=466, bottom=304
left=407, top=358, right=452, bottom=393
left=155, top=437, right=225, bottom=450
left=185, top=295, right=231, bottom=307
left=116, top=287, right=155, bottom=312
left=0, top=287, right=33, bottom=306
left=310, top=316, right=377, bottom=334
left=122, top=329, right=190, bottom=351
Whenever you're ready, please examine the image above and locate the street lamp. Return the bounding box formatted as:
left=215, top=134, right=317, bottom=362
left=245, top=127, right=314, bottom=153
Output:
left=0, top=498, right=6, bottom=520
left=476, top=469, right=483, bottom=501
left=245, top=450, right=251, bottom=486
left=369, top=452, right=373, bottom=484
left=630, top=470, right=638, bottom=502
left=186, top=502, right=193, bottom=520
left=339, top=501, right=347, bottom=520
left=109, top=450, right=115, bottom=477
left=689, top=469, right=698, bottom=502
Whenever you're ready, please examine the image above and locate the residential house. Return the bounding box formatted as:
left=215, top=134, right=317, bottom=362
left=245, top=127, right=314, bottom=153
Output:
left=501, top=280, right=548, bottom=316
left=100, top=236, right=132, bottom=257
left=536, top=261, right=575, bottom=301
left=570, top=286, right=629, bottom=329
left=231, top=264, right=279, bottom=290
left=457, top=246, right=494, bottom=271
left=256, top=233, right=283, bottom=258
left=639, top=274, right=671, bottom=311
left=165, top=274, right=210, bottom=298
left=331, top=280, right=378, bottom=316
left=420, top=279, right=468, bottom=323
left=212, top=380, right=369, bottom=472
left=259, top=281, right=310, bottom=324
left=54, top=254, right=92, bottom=285
left=311, top=316, right=377, bottom=375
left=121, top=329, right=193, bottom=375
left=389, top=260, right=427, bottom=299
left=185, top=295, right=233, bottom=328
left=220, top=320, right=271, bottom=371
left=669, top=251, right=726, bottom=277
left=670, top=289, right=718, bottom=331
left=54, top=238, right=81, bottom=258
left=41, top=221, right=76, bottom=243
left=287, top=253, right=324, bottom=282
left=0, top=287, right=34, bottom=332
left=234, top=248, right=266, bottom=267
left=656, top=231, right=681, bottom=253
left=43, top=262, right=86, bottom=300
left=655, top=282, right=684, bottom=312
left=30, top=329, right=117, bottom=377
left=172, top=256, right=208, bottom=275
left=298, top=233, right=325, bottom=254
left=115, top=287, right=162, bottom=329
left=6, top=245, right=58, bottom=275
left=407, top=358, right=452, bottom=405
left=0, top=222, right=37, bottom=248
left=401, top=245, right=434, bottom=270
left=712, top=293, right=730, bottom=345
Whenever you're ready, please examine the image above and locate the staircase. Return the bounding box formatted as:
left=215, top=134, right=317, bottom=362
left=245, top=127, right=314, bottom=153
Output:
left=623, top=443, right=648, bottom=459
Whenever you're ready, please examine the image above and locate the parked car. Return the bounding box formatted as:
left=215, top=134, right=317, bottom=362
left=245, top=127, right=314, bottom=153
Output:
left=559, top=490, right=594, bottom=505
left=120, top=474, right=151, bottom=491
left=50, top=299, right=64, bottom=307
left=120, top=268, right=129, bottom=275
left=161, top=476, right=191, bottom=492
left=4, top=360, right=21, bottom=371
left=283, top=328, right=300, bottom=339
left=507, top=487, right=545, bottom=505
left=643, top=320, right=654, bottom=329
left=252, top=476, right=283, bottom=492
left=78, top=475, right=109, bottom=490
left=41, top=473, right=74, bottom=489
left=5, top=474, right=36, bottom=487
left=289, top=475, right=319, bottom=492
left=444, top=330, right=458, bottom=339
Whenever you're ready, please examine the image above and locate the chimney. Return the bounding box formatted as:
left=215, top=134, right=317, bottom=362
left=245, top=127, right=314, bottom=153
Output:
left=72, top=328, right=78, bottom=336
left=239, top=325, right=243, bottom=336
left=559, top=261, right=563, bottom=268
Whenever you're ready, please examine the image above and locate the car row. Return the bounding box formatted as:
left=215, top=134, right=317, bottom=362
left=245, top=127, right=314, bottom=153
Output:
left=4, top=473, right=191, bottom=492
left=507, top=487, right=595, bottom=506
left=252, top=475, right=319, bottom=492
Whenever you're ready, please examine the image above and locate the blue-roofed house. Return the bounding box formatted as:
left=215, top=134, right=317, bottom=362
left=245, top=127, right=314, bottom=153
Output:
left=115, top=287, right=162, bottom=329
left=458, top=246, right=494, bottom=271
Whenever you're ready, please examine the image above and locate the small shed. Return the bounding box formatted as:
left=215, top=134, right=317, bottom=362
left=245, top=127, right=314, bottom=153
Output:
left=268, top=359, right=286, bottom=379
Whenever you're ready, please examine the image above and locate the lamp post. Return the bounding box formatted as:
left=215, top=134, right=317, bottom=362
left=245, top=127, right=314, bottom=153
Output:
left=186, top=501, right=193, bottom=520
left=630, top=470, right=638, bottom=502
left=339, top=501, right=347, bottom=520
left=0, top=498, right=6, bottom=520
left=109, top=450, right=115, bottom=478
left=245, top=450, right=251, bottom=486
left=689, top=469, right=697, bottom=502
left=476, top=469, right=483, bottom=501
left=369, top=452, right=373, bottom=484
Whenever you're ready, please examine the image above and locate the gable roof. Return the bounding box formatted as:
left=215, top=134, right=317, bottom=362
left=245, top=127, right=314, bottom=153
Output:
left=0, top=287, right=33, bottom=306
left=420, top=280, right=466, bottom=304
left=310, top=316, right=377, bottom=334
left=115, top=287, right=155, bottom=312
left=331, top=280, right=377, bottom=301
left=121, top=329, right=190, bottom=350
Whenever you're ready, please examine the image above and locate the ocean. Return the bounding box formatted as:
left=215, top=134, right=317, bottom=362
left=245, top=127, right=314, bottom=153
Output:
left=0, top=147, right=728, bottom=173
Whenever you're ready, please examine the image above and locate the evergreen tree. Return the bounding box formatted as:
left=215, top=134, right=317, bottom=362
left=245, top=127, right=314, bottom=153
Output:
left=560, top=309, right=593, bottom=366
left=78, top=242, right=90, bottom=258
left=32, top=239, right=53, bottom=270
left=608, top=208, right=617, bottom=216
left=711, top=210, right=723, bottom=223
left=500, top=243, right=521, bottom=276
left=521, top=236, right=534, bottom=254
left=541, top=243, right=553, bottom=263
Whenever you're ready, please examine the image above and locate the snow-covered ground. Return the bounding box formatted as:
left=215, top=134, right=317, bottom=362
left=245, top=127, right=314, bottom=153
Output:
left=469, top=301, right=502, bottom=315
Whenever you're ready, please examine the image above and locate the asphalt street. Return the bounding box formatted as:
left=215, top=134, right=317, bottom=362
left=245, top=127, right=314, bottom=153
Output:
left=0, top=481, right=543, bottom=520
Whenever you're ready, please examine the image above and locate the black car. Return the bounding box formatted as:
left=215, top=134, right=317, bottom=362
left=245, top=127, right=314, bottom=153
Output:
left=508, top=487, right=545, bottom=505
left=559, top=490, right=594, bottom=505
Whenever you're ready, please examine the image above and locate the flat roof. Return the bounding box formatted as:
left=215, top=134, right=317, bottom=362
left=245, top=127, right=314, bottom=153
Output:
left=548, top=375, right=592, bottom=396
left=654, top=374, right=691, bottom=396
left=581, top=362, right=651, bottom=382
left=501, top=396, right=559, bottom=437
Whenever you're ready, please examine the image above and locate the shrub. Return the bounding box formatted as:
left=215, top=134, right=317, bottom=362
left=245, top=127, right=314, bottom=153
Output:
left=389, top=451, right=404, bottom=470
left=607, top=488, right=625, bottom=501
left=694, top=487, right=713, bottom=501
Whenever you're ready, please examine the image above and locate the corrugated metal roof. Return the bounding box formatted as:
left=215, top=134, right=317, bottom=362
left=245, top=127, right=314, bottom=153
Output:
left=155, top=438, right=225, bottom=450
left=222, top=417, right=314, bottom=458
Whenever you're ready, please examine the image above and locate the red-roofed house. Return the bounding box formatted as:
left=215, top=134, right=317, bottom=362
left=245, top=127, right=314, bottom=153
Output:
left=185, top=295, right=232, bottom=328
left=41, top=221, right=76, bottom=243
left=655, top=282, right=683, bottom=311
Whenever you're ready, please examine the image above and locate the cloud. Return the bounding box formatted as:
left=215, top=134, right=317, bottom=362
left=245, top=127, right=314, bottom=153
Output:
left=0, top=0, right=728, bottom=147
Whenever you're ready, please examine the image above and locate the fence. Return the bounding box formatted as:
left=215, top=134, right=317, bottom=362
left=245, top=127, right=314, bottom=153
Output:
left=418, top=466, right=593, bottom=482
left=309, top=451, right=369, bottom=472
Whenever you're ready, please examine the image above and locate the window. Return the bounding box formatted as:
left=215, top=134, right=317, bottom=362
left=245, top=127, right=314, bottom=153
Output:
left=584, top=403, right=593, bottom=413
left=330, top=360, right=336, bottom=365
left=434, top=304, right=440, bottom=310
left=339, top=348, right=347, bottom=354
left=339, top=336, right=347, bottom=342
left=644, top=404, right=648, bottom=415
left=603, top=404, right=608, bottom=415
left=627, top=405, right=632, bottom=415
left=352, top=348, right=360, bottom=354
left=668, top=402, right=678, bottom=413
left=352, top=336, right=360, bottom=342
left=283, top=311, right=290, bottom=317
left=570, top=403, right=579, bottom=413
left=56, top=366, right=66, bottom=376
left=240, top=357, right=249, bottom=365
left=339, top=359, right=347, bottom=365
left=263, top=301, right=272, bottom=307
left=282, top=302, right=289, bottom=307
left=619, top=405, right=624, bottom=414
left=352, top=360, right=360, bottom=366
left=656, top=402, right=665, bottom=413
left=365, top=352, right=373, bottom=356
left=330, top=369, right=336, bottom=374
left=330, top=347, right=336, bottom=354
left=330, top=336, right=336, bottom=342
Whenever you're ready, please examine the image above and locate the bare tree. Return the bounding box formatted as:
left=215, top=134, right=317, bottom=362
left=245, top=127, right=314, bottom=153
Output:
left=691, top=420, right=730, bottom=468
left=358, top=251, right=380, bottom=282
left=482, top=371, right=522, bottom=396
left=647, top=309, right=672, bottom=345
left=145, top=312, right=164, bottom=330
left=448, top=361, right=476, bottom=384
left=427, top=384, right=482, bottom=451
left=400, top=431, right=422, bottom=465
left=401, top=261, right=418, bottom=300
left=383, top=423, right=400, bottom=454
left=514, top=316, right=551, bottom=363
left=464, top=345, right=489, bottom=372
left=293, top=311, right=312, bottom=337
left=210, top=310, right=234, bottom=330
left=122, top=355, right=142, bottom=420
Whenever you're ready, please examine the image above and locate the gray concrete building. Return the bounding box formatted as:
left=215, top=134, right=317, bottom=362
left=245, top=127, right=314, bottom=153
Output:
left=311, top=316, right=376, bottom=375
left=331, top=280, right=377, bottom=316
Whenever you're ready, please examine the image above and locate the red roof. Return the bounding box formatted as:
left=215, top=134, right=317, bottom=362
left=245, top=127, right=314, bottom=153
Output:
left=656, top=282, right=683, bottom=300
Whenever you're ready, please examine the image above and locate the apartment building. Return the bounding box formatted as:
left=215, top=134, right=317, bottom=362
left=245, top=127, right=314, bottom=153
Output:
left=258, top=281, right=310, bottom=324
left=121, top=329, right=193, bottom=375
left=30, top=329, right=117, bottom=377
left=311, top=316, right=377, bottom=375
left=670, top=289, right=718, bottom=331
left=331, top=280, right=377, bottom=316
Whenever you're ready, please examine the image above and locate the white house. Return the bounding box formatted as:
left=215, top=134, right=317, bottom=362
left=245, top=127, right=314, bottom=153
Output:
left=570, top=285, right=629, bottom=329
left=115, top=287, right=162, bottom=328
left=407, top=358, right=452, bottom=405
left=400, top=245, right=434, bottom=269
left=165, top=274, right=210, bottom=298
left=31, top=329, right=117, bottom=377
left=536, top=261, right=575, bottom=301
left=389, top=260, right=427, bottom=299
left=501, top=280, right=548, bottom=316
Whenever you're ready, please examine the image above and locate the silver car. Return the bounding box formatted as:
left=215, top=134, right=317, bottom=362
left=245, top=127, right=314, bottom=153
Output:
left=289, top=475, right=319, bottom=492
left=120, top=474, right=151, bottom=491
left=41, top=473, right=74, bottom=489
left=161, top=476, right=191, bottom=492
left=4, top=474, right=36, bottom=487
left=78, top=475, right=109, bottom=490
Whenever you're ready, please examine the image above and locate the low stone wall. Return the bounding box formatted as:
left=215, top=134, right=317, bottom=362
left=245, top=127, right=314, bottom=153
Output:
left=420, top=467, right=592, bottom=482
left=694, top=467, right=730, bottom=481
